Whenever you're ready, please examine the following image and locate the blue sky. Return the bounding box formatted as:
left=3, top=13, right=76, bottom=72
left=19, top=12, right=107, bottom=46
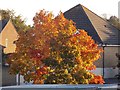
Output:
left=0, top=0, right=119, bottom=25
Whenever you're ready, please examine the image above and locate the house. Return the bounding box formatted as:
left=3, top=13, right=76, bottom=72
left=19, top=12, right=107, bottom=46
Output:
left=64, top=4, right=120, bottom=78
left=0, top=19, right=18, bottom=86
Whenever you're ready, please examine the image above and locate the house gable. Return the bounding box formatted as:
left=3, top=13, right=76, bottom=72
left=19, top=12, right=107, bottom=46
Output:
left=0, top=20, right=18, bottom=54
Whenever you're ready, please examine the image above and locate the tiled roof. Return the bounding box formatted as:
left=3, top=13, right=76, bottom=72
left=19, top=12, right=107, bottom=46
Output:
left=64, top=4, right=120, bottom=45
left=0, top=19, right=9, bottom=33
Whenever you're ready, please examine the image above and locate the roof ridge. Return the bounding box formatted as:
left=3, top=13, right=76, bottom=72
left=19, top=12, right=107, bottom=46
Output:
left=82, top=4, right=120, bottom=43
left=81, top=5, right=120, bottom=45
left=81, top=4, right=120, bottom=31
left=81, top=5, right=104, bottom=43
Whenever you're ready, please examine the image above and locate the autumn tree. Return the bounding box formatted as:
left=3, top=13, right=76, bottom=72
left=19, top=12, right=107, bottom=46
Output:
left=0, top=9, right=31, bottom=32
left=7, top=10, right=104, bottom=84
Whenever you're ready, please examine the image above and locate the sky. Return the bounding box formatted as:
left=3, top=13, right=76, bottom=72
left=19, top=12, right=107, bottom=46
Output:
left=0, top=0, right=120, bottom=25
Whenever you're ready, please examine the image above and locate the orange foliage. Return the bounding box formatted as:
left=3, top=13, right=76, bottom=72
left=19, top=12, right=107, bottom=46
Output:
left=90, top=75, right=105, bottom=84
left=7, top=10, right=104, bottom=84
